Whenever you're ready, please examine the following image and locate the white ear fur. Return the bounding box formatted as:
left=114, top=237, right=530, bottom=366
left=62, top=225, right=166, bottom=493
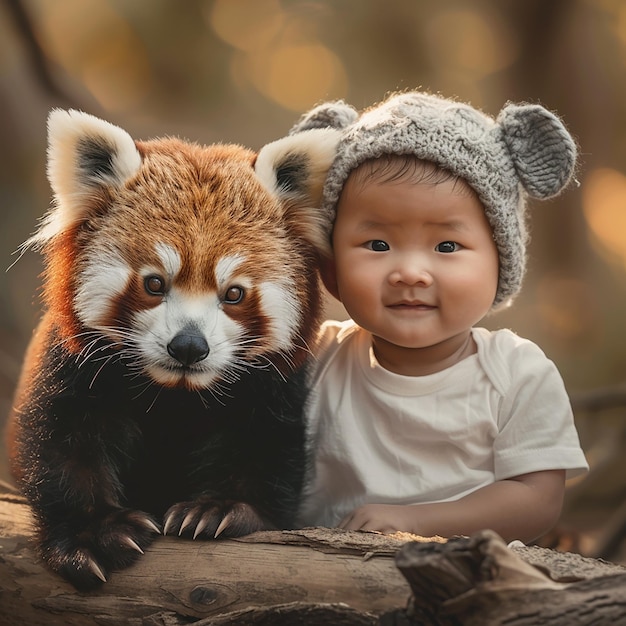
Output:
left=255, top=128, right=340, bottom=254
left=28, top=109, right=142, bottom=248
left=256, top=128, right=340, bottom=202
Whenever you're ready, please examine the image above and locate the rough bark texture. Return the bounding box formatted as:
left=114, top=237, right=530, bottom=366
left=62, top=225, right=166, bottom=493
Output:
left=1, top=483, right=626, bottom=626
left=0, top=486, right=416, bottom=625
left=396, top=529, right=626, bottom=626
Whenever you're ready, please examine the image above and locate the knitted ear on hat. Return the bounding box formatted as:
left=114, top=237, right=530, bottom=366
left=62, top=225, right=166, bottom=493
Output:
left=289, top=101, right=359, bottom=134
left=498, top=103, right=577, bottom=199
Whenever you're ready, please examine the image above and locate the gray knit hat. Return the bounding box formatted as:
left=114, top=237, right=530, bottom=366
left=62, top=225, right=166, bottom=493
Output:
left=289, top=92, right=578, bottom=308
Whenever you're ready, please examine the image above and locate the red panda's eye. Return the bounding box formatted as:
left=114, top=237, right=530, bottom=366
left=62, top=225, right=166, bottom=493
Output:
left=223, top=285, right=244, bottom=304
left=144, top=275, right=165, bottom=296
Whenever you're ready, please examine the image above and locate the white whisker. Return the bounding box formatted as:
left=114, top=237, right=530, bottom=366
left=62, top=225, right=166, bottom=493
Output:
left=88, top=353, right=117, bottom=389
left=145, top=386, right=163, bottom=413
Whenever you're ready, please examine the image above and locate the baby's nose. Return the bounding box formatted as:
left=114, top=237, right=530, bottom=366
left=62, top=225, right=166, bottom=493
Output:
left=389, top=257, right=433, bottom=286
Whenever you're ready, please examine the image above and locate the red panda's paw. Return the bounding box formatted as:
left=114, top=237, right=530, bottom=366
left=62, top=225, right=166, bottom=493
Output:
left=42, top=509, right=161, bottom=590
left=47, top=544, right=109, bottom=591
left=163, top=498, right=275, bottom=540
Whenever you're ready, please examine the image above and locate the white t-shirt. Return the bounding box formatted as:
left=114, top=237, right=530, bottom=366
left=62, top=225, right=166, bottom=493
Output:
left=298, top=320, right=589, bottom=528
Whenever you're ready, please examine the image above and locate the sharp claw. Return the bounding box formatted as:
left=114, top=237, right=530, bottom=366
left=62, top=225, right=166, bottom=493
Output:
left=122, top=536, right=144, bottom=554
left=179, top=510, right=196, bottom=536
left=192, top=513, right=211, bottom=540
left=87, top=558, right=107, bottom=583
left=163, top=513, right=176, bottom=536
left=214, top=512, right=234, bottom=538
left=142, top=517, right=162, bottom=535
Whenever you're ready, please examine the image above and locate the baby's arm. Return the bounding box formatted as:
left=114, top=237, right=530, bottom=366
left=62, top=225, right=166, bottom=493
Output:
left=338, top=469, right=565, bottom=544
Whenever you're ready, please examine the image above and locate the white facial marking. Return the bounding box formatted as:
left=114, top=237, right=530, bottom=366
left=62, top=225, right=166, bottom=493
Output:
left=259, top=280, right=301, bottom=351
left=155, top=243, right=181, bottom=279
left=215, top=255, right=245, bottom=290
left=75, top=248, right=131, bottom=328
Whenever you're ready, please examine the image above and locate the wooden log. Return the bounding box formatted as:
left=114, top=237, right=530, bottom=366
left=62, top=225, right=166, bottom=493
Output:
left=2, top=481, right=626, bottom=625
left=395, top=529, right=626, bottom=626
left=0, top=487, right=416, bottom=625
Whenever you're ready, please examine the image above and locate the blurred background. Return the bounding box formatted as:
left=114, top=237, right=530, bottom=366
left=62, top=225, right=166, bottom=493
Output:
left=1, top=0, right=626, bottom=562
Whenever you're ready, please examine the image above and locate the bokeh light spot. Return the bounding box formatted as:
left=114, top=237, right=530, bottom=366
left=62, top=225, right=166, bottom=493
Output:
left=208, top=0, right=286, bottom=52
left=238, top=43, right=347, bottom=112
left=582, top=167, right=626, bottom=269
left=265, top=44, right=346, bottom=111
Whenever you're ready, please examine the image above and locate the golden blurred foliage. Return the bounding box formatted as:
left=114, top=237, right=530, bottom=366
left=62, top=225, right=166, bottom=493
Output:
left=208, top=0, right=347, bottom=111
left=29, top=0, right=154, bottom=111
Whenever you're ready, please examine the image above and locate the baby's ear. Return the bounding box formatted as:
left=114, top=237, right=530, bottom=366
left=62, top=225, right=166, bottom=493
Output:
left=319, top=255, right=340, bottom=301
left=498, top=103, right=577, bottom=199
left=255, top=128, right=341, bottom=255
left=289, top=100, right=358, bottom=134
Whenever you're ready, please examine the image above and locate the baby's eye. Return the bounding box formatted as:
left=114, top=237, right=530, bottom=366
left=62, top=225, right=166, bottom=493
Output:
left=435, top=241, right=459, bottom=253
left=366, top=240, right=390, bottom=252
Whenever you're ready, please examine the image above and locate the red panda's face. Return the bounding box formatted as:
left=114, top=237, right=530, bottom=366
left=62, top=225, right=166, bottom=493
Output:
left=34, top=110, right=341, bottom=391
left=71, top=150, right=310, bottom=390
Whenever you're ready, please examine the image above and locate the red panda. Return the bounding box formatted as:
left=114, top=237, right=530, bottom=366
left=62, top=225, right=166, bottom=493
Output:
left=6, top=109, right=340, bottom=590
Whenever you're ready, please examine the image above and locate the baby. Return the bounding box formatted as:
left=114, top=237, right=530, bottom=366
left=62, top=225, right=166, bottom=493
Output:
left=292, top=92, right=588, bottom=543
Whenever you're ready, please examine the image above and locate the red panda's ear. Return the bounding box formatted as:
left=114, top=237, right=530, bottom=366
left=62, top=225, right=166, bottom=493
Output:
left=255, top=128, right=341, bottom=256
left=27, top=109, right=142, bottom=249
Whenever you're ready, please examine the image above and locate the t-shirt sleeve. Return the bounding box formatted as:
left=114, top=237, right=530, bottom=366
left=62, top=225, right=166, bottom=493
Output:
left=305, top=318, right=357, bottom=433
left=490, top=333, right=589, bottom=481
left=308, top=319, right=358, bottom=378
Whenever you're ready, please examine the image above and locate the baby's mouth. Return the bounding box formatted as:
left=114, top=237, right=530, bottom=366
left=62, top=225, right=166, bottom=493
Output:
left=388, top=300, right=436, bottom=310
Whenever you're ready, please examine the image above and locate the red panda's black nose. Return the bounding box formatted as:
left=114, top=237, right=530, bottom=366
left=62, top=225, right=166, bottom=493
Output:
left=167, top=332, right=210, bottom=366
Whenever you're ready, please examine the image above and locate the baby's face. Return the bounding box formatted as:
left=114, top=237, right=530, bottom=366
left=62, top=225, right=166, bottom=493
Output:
left=331, top=170, right=499, bottom=373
